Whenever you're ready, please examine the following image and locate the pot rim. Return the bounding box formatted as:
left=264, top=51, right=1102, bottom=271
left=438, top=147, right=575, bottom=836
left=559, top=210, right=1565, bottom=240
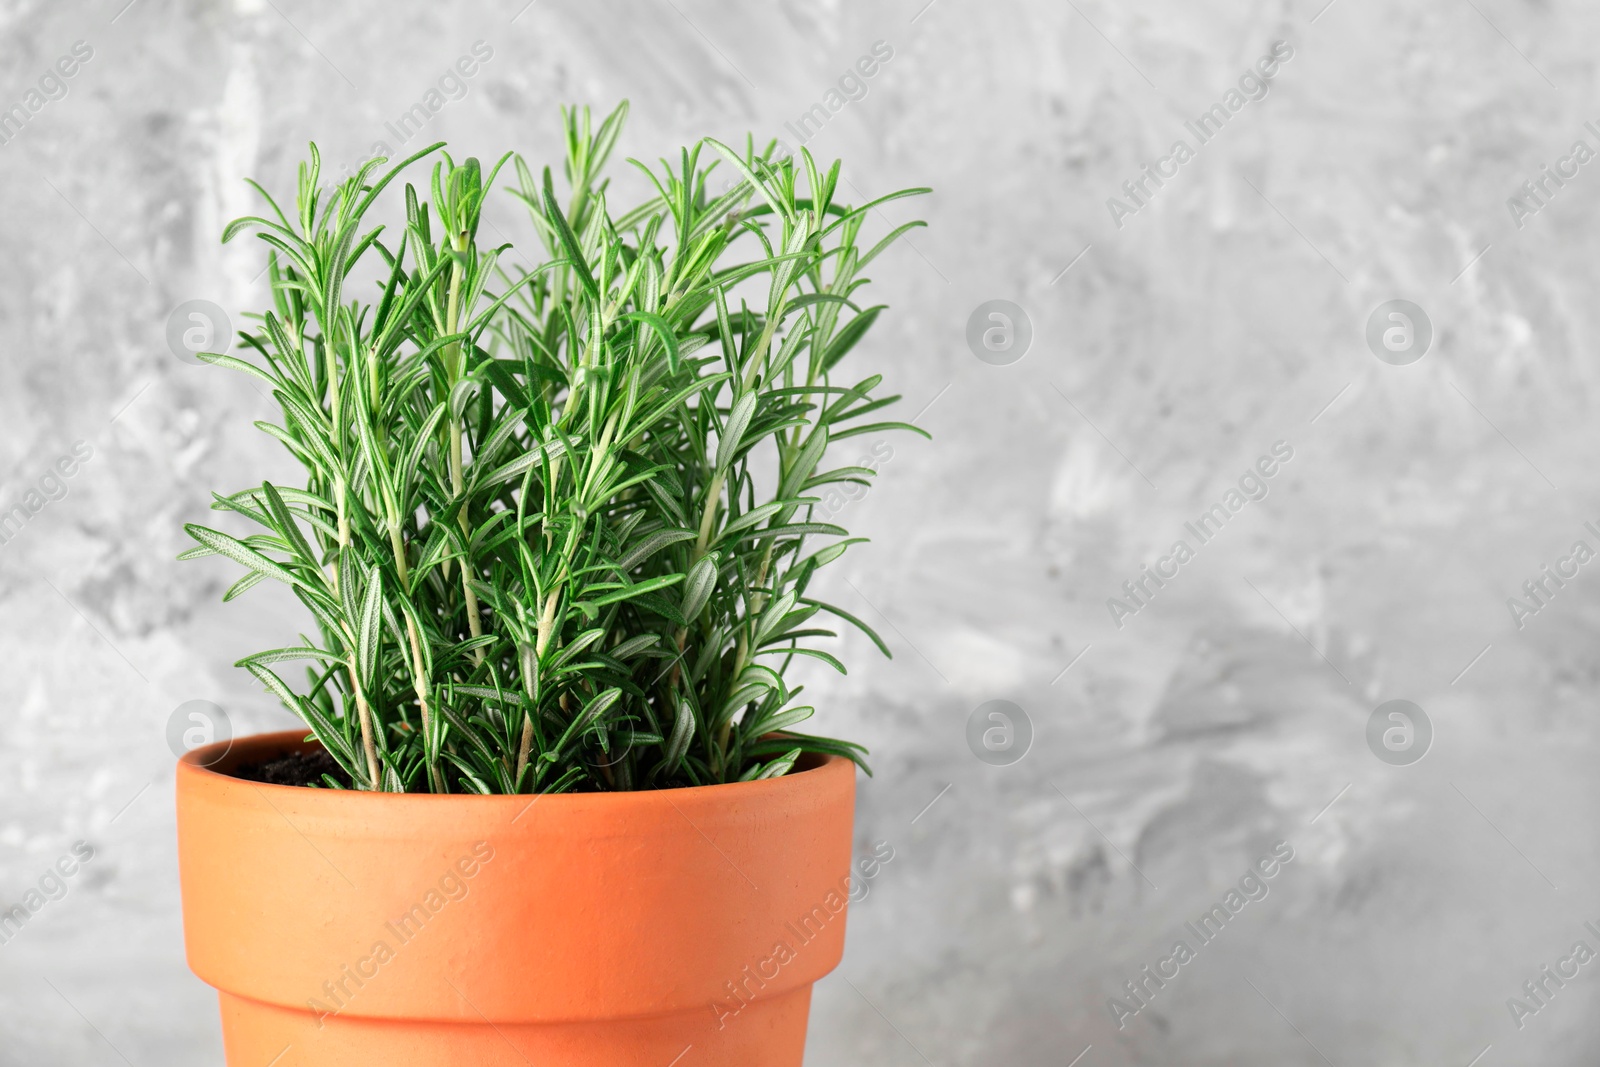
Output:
left=179, top=727, right=849, bottom=804
left=177, top=727, right=857, bottom=1024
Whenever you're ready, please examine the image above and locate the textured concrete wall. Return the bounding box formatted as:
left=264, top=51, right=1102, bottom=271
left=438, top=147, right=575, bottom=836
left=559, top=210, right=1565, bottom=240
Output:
left=3, top=0, right=1600, bottom=1063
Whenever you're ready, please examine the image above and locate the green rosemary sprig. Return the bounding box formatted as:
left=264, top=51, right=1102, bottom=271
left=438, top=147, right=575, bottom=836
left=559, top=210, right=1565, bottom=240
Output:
left=182, top=102, right=929, bottom=793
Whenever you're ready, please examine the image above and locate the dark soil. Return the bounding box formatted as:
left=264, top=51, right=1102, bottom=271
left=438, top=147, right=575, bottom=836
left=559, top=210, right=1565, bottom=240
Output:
left=232, top=749, right=351, bottom=788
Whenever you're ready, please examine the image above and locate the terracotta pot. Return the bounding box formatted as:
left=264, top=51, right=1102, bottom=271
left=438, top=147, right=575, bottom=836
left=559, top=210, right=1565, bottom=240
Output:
left=176, top=730, right=856, bottom=1066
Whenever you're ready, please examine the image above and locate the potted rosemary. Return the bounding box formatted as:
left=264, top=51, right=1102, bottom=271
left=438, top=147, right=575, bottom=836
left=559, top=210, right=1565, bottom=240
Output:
left=174, top=103, right=926, bottom=1066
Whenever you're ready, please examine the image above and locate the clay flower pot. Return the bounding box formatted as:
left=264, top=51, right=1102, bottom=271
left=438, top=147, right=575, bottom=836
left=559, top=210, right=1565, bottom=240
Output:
left=176, top=730, right=856, bottom=1066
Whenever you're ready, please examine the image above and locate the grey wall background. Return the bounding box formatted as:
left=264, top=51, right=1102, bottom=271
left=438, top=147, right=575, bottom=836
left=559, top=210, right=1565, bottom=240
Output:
left=3, top=0, right=1600, bottom=1063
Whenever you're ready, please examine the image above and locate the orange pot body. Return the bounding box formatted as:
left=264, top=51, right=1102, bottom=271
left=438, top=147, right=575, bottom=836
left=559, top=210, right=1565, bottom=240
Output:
left=176, top=731, right=856, bottom=1066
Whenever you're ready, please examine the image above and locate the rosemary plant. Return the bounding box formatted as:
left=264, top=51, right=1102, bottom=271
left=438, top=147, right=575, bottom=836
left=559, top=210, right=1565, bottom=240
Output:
left=183, top=103, right=928, bottom=793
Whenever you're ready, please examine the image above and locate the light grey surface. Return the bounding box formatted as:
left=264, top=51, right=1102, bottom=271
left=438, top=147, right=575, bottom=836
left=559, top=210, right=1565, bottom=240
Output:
left=2, top=0, right=1598, bottom=1063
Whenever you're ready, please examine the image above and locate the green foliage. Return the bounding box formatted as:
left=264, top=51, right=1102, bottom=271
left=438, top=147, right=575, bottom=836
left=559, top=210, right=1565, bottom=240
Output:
left=184, top=102, right=929, bottom=793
